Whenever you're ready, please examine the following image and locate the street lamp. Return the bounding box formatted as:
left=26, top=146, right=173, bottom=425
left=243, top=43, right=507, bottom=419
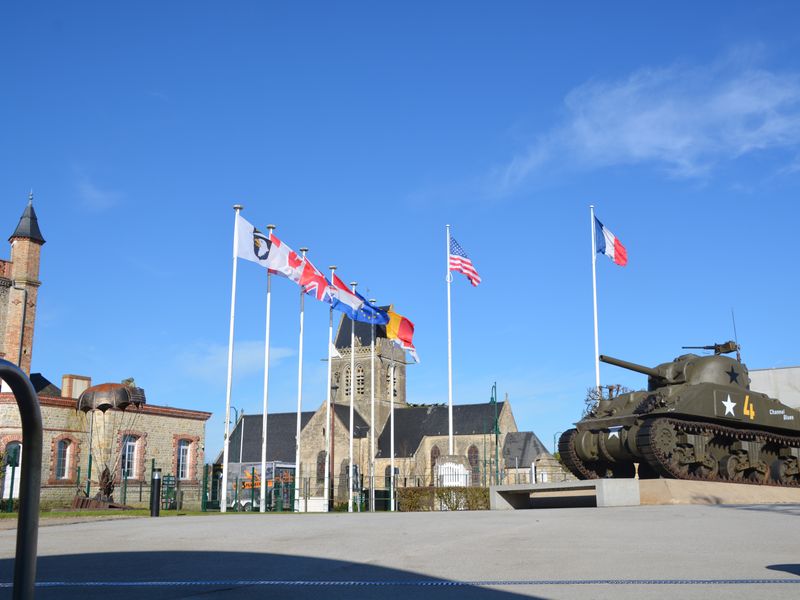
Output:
left=329, top=384, right=339, bottom=511
left=553, top=431, right=563, bottom=455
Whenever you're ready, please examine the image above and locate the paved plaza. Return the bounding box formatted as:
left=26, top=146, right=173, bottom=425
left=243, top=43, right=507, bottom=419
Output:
left=1, top=504, right=799, bottom=599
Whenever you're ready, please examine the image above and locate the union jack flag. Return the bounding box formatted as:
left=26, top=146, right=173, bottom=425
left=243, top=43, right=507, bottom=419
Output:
left=449, top=235, right=481, bottom=287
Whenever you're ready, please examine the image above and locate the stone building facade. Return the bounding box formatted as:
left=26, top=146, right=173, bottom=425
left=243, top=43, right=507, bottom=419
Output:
left=0, top=197, right=211, bottom=509
left=223, top=312, right=566, bottom=506
left=0, top=377, right=210, bottom=508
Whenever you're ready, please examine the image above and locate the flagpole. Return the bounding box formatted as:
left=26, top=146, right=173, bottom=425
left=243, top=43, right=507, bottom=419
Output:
left=324, top=265, right=337, bottom=512
left=389, top=353, right=395, bottom=512
left=369, top=298, right=376, bottom=513
left=221, top=203, right=243, bottom=514
left=590, top=205, right=601, bottom=392
left=259, top=224, right=276, bottom=513
left=294, top=247, right=309, bottom=512
left=348, top=281, right=357, bottom=513
left=446, top=224, right=454, bottom=455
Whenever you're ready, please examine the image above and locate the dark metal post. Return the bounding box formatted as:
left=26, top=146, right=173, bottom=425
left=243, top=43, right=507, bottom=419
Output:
left=6, top=464, right=16, bottom=513
left=0, top=359, right=43, bottom=600
left=201, top=464, right=208, bottom=512
left=250, top=467, right=255, bottom=511
left=150, top=468, right=162, bottom=517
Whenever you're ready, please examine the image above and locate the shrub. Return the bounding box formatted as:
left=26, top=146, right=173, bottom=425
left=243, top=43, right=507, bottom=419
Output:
left=396, top=486, right=435, bottom=512
left=464, top=486, right=489, bottom=510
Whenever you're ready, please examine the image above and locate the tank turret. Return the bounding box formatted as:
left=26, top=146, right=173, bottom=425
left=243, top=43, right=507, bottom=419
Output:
left=559, top=344, right=800, bottom=487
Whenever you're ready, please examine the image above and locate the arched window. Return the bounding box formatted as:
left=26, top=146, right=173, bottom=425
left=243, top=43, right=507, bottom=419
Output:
left=121, top=435, right=138, bottom=479
left=344, top=367, right=351, bottom=398
left=468, top=445, right=480, bottom=486
left=356, top=365, right=365, bottom=396
left=385, top=367, right=397, bottom=398
left=430, top=445, right=441, bottom=480
left=384, top=465, right=392, bottom=488
left=177, top=439, right=192, bottom=480
left=56, top=439, right=71, bottom=479
left=316, top=451, right=326, bottom=484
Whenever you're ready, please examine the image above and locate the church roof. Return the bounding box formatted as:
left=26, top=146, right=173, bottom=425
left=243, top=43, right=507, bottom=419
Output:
left=226, top=411, right=315, bottom=464
left=30, top=373, right=61, bottom=397
left=501, top=431, right=550, bottom=467
left=333, top=403, right=369, bottom=438
left=376, top=402, right=507, bottom=458
left=334, top=308, right=390, bottom=349
left=10, top=197, right=45, bottom=244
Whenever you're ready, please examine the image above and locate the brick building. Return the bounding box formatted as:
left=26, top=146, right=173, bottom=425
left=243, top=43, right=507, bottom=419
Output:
left=0, top=197, right=211, bottom=509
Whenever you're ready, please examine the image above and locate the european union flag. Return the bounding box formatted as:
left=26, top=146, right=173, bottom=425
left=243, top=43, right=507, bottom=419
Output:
left=353, top=292, right=389, bottom=325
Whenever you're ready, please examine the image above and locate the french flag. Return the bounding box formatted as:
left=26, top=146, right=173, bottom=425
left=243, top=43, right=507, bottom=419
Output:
left=594, top=217, right=628, bottom=266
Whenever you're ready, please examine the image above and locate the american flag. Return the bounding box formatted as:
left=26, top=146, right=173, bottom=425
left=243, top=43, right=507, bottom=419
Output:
left=449, top=235, right=481, bottom=286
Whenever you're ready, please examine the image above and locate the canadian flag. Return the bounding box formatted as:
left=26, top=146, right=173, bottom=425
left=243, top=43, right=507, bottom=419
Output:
left=266, top=233, right=304, bottom=282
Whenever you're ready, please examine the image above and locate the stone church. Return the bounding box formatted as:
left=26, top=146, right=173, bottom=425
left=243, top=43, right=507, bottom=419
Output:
left=0, top=197, right=211, bottom=509
left=222, top=311, right=564, bottom=506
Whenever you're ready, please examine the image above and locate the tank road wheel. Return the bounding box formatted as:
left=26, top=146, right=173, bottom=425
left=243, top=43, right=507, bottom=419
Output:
left=691, top=456, right=719, bottom=480
left=770, top=458, right=799, bottom=486
left=719, top=455, right=744, bottom=482
left=746, top=463, right=769, bottom=485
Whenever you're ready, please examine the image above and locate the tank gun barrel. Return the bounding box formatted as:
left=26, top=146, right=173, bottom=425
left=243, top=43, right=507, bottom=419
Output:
left=599, top=355, right=666, bottom=380
left=681, top=341, right=739, bottom=356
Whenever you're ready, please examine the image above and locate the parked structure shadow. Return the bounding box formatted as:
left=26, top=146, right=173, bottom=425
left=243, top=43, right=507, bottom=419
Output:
left=766, top=564, right=800, bottom=577
left=0, top=551, right=542, bottom=600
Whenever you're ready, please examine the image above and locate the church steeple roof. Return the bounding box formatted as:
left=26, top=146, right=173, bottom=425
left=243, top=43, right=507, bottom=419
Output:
left=10, top=193, right=45, bottom=244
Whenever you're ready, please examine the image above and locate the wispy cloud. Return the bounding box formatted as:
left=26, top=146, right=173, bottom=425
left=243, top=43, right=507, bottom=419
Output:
left=74, top=171, right=122, bottom=211
left=490, top=52, right=800, bottom=194
left=176, top=340, right=295, bottom=385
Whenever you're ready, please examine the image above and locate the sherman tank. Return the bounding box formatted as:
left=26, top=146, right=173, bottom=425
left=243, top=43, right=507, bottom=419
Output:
left=559, top=342, right=800, bottom=486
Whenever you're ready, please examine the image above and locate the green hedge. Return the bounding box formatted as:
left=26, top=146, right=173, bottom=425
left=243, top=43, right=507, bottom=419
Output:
left=396, top=486, right=489, bottom=512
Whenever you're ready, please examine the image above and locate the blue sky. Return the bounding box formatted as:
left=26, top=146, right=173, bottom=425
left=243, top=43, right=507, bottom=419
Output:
left=3, top=2, right=800, bottom=459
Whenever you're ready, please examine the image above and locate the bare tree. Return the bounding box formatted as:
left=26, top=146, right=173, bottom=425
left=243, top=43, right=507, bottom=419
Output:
left=583, top=384, right=632, bottom=417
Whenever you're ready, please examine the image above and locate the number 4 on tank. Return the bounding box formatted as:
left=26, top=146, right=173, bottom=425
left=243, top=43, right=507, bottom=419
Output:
left=743, top=395, right=755, bottom=420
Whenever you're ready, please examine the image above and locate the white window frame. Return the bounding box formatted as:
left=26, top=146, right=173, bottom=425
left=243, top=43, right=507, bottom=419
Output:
left=55, top=439, right=71, bottom=479
left=121, top=435, right=137, bottom=479
left=177, top=439, right=191, bottom=480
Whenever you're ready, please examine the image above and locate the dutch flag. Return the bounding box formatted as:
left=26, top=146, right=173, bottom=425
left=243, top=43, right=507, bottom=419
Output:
left=594, top=217, right=628, bottom=266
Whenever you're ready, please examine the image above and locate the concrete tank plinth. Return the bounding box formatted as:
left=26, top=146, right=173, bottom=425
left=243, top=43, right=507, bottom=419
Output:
left=490, top=478, right=800, bottom=509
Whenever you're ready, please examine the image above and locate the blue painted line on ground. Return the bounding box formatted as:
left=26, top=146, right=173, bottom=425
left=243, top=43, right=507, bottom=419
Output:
left=0, top=578, right=798, bottom=588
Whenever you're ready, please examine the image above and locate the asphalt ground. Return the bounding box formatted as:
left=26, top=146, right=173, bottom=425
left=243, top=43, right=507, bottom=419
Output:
left=1, top=504, right=799, bottom=599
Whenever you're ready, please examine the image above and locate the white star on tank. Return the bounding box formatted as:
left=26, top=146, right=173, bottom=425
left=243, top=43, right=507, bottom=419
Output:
left=722, top=395, right=736, bottom=416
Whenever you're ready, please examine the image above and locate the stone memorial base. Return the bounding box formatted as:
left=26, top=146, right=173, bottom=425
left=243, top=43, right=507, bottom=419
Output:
left=490, top=478, right=800, bottom=509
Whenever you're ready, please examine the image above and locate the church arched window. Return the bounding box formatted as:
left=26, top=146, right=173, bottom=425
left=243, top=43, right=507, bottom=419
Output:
left=430, top=445, right=441, bottom=482
left=468, top=445, right=480, bottom=486
left=316, top=451, right=326, bottom=484
left=356, top=365, right=365, bottom=396
left=385, top=367, right=397, bottom=398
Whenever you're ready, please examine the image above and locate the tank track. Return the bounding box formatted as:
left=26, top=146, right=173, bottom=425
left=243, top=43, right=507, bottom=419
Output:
left=638, top=417, right=800, bottom=487
left=558, top=429, right=599, bottom=479
left=558, top=429, right=634, bottom=479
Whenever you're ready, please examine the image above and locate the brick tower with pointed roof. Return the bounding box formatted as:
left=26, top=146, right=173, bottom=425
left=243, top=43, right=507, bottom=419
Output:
left=0, top=193, right=45, bottom=374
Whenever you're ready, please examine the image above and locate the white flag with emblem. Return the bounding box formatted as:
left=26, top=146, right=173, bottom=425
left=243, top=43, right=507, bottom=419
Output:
left=235, top=214, right=271, bottom=267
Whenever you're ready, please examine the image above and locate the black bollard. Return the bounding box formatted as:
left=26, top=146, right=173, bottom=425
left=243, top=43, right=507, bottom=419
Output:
left=150, top=468, right=162, bottom=517
left=0, top=359, right=43, bottom=600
